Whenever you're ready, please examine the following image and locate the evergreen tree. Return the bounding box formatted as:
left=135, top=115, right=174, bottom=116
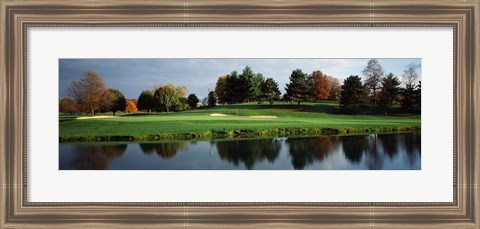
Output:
left=285, top=69, right=311, bottom=107
left=238, top=66, right=256, bottom=102
left=340, top=75, right=369, bottom=113
left=401, top=82, right=421, bottom=115
left=379, top=73, right=401, bottom=116
left=260, top=77, right=281, bottom=105
left=225, top=71, right=241, bottom=104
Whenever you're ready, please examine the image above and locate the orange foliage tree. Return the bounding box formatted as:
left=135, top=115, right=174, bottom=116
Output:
left=327, top=76, right=341, bottom=100
left=66, top=71, right=108, bottom=116
left=312, top=70, right=331, bottom=100
left=125, top=99, right=138, bottom=113
left=59, top=97, right=78, bottom=114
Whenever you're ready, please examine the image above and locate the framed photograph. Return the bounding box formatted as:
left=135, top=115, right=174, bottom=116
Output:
left=1, top=0, right=479, bottom=228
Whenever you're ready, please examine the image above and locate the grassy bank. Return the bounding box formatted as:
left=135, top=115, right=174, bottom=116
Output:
left=59, top=101, right=421, bottom=142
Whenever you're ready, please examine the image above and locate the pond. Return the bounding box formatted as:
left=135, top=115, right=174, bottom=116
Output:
left=59, top=132, right=421, bottom=170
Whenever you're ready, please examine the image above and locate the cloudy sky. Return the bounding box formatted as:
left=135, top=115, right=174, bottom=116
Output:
left=59, top=58, right=421, bottom=99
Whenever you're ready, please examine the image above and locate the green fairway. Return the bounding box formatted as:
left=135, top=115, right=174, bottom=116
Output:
left=59, top=101, right=421, bottom=142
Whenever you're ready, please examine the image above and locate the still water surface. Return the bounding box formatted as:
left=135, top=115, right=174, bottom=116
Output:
left=59, top=132, right=420, bottom=170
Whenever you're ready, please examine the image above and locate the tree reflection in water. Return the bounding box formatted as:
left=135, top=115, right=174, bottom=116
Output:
left=71, top=144, right=127, bottom=170
left=139, top=142, right=188, bottom=159
left=61, top=132, right=420, bottom=170
left=341, top=133, right=421, bottom=169
left=342, top=136, right=368, bottom=163
left=401, top=132, right=421, bottom=166
left=286, top=137, right=340, bottom=169
left=216, top=139, right=282, bottom=169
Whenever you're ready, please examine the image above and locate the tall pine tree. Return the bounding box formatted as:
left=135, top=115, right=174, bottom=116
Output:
left=285, top=69, right=311, bottom=107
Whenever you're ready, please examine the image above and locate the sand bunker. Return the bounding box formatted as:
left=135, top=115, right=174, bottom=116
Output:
left=248, top=116, right=279, bottom=119
left=76, top=115, right=120, bottom=120
left=209, top=113, right=233, bottom=117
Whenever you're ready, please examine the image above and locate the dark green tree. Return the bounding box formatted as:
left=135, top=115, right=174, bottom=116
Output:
left=260, top=77, right=281, bottom=105
left=137, top=90, right=155, bottom=113
left=251, top=73, right=265, bottom=101
left=379, top=73, right=401, bottom=116
left=207, top=91, right=217, bottom=108
left=401, top=66, right=421, bottom=115
left=340, top=75, right=369, bottom=113
left=401, top=82, right=421, bottom=115
left=225, top=71, right=241, bottom=104
left=103, top=88, right=126, bottom=116
left=186, top=93, right=200, bottom=109
left=285, top=69, right=311, bottom=107
left=238, top=66, right=256, bottom=102
left=415, top=81, right=421, bottom=114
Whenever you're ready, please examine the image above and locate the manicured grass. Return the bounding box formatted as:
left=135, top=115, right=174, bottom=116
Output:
left=59, top=101, right=421, bottom=142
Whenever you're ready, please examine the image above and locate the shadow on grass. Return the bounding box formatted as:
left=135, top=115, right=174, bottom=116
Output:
left=95, top=102, right=418, bottom=118
left=220, top=102, right=417, bottom=117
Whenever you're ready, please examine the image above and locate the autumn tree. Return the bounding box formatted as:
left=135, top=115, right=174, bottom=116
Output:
left=379, top=73, right=401, bottom=116
left=260, top=77, right=281, bottom=105
left=103, top=88, right=126, bottom=116
left=285, top=69, right=311, bottom=107
left=137, top=90, right=155, bottom=113
left=312, top=70, right=331, bottom=100
left=187, top=93, right=200, bottom=109
left=153, top=84, right=187, bottom=112
left=129, top=98, right=137, bottom=105
left=327, top=76, right=341, bottom=100
left=66, top=71, right=108, bottom=116
left=173, top=86, right=188, bottom=111
left=340, top=75, right=369, bottom=113
left=214, top=75, right=228, bottom=104
left=59, top=97, right=78, bottom=114
left=362, top=59, right=384, bottom=106
left=125, top=99, right=138, bottom=113
left=154, top=84, right=177, bottom=112
left=207, top=91, right=217, bottom=108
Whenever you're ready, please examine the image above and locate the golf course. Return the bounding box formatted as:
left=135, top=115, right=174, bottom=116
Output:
left=59, top=101, right=420, bottom=142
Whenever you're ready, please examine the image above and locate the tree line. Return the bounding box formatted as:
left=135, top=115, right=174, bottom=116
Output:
left=210, top=59, right=420, bottom=115
left=60, top=71, right=196, bottom=116
left=59, top=59, right=421, bottom=116
left=340, top=59, right=421, bottom=115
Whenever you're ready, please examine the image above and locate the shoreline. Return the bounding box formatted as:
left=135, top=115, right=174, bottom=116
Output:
left=59, top=125, right=420, bottom=143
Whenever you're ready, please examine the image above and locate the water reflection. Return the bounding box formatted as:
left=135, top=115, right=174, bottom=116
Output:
left=216, top=139, right=282, bottom=169
left=342, top=136, right=367, bottom=163
left=59, top=132, right=421, bottom=170
left=286, top=137, right=341, bottom=169
left=139, top=142, right=188, bottom=159
left=66, top=144, right=127, bottom=170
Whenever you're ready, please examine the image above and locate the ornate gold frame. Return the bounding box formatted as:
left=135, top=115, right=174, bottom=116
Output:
left=1, top=0, right=479, bottom=228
